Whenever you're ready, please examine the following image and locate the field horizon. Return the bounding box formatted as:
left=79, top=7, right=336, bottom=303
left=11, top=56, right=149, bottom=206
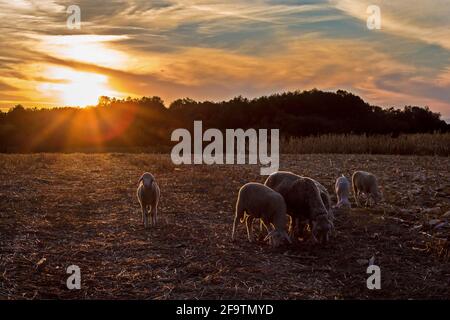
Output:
left=1, top=133, right=449, bottom=157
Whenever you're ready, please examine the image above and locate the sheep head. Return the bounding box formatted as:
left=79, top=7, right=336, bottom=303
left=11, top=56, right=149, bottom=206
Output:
left=139, top=172, right=155, bottom=189
left=264, top=229, right=291, bottom=247
left=312, top=214, right=334, bottom=244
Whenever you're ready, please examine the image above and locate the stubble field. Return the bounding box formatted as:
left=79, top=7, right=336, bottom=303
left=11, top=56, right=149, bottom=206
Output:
left=0, top=153, right=449, bottom=299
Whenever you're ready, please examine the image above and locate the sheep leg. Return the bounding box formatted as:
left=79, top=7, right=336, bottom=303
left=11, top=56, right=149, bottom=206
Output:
left=367, top=195, right=374, bottom=207
left=364, top=194, right=371, bottom=207
left=153, top=196, right=160, bottom=225
left=354, top=187, right=361, bottom=207
left=231, top=215, right=239, bottom=241
left=146, top=206, right=151, bottom=228
left=262, top=219, right=276, bottom=246
left=142, top=205, right=148, bottom=229
left=260, top=220, right=272, bottom=244
left=288, top=215, right=295, bottom=235
left=355, top=190, right=362, bottom=207
left=145, top=205, right=151, bottom=227
left=297, top=220, right=308, bottom=240
left=251, top=219, right=264, bottom=240
left=261, top=220, right=271, bottom=235
left=153, top=206, right=158, bottom=226
left=149, top=205, right=157, bottom=226
left=250, top=218, right=258, bottom=234
left=289, top=216, right=299, bottom=243
left=232, top=202, right=246, bottom=241
left=246, top=216, right=255, bottom=243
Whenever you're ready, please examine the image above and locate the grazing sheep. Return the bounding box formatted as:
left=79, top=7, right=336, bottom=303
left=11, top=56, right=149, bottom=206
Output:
left=232, top=182, right=291, bottom=247
left=265, top=171, right=334, bottom=244
left=314, top=179, right=333, bottom=219
left=137, top=172, right=161, bottom=228
left=352, top=171, right=381, bottom=207
left=335, top=175, right=351, bottom=209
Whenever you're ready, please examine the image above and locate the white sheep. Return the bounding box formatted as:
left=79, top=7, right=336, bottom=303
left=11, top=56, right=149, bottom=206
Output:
left=137, top=172, right=161, bottom=228
left=232, top=182, right=291, bottom=247
left=335, top=175, right=351, bottom=209
left=352, top=171, right=381, bottom=207
left=264, top=171, right=334, bottom=244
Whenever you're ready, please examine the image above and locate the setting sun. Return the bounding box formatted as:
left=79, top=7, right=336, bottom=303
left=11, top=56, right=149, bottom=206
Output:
left=39, top=67, right=120, bottom=106
left=33, top=35, right=128, bottom=107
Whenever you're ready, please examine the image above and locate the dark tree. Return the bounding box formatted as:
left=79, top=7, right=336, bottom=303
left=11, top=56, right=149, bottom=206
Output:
left=0, top=90, right=448, bottom=152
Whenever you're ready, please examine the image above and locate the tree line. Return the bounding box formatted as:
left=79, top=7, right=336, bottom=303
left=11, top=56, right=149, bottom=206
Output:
left=0, top=89, right=448, bottom=152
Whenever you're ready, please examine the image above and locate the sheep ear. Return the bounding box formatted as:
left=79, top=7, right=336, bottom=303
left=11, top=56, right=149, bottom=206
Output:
left=138, top=174, right=144, bottom=185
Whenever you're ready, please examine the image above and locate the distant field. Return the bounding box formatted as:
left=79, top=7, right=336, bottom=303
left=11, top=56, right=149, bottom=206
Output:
left=0, top=153, right=449, bottom=299
left=282, top=133, right=450, bottom=156
left=1, top=133, right=449, bottom=156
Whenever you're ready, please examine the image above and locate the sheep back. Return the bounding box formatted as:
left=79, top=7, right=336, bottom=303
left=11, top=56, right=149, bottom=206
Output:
left=236, top=182, right=286, bottom=222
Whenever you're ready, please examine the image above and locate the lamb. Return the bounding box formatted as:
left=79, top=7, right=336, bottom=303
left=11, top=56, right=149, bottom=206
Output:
left=352, top=171, right=381, bottom=207
left=335, top=175, right=351, bottom=209
left=231, top=182, right=291, bottom=247
left=264, top=171, right=334, bottom=244
left=137, top=172, right=161, bottom=228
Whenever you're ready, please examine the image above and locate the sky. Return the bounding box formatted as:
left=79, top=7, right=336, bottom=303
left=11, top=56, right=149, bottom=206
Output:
left=0, top=0, right=450, bottom=120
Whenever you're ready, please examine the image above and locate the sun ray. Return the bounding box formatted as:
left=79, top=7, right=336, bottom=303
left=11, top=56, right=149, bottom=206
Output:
left=27, top=109, right=75, bottom=151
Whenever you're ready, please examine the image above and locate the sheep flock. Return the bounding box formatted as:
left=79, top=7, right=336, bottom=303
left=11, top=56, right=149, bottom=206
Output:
left=138, top=169, right=383, bottom=248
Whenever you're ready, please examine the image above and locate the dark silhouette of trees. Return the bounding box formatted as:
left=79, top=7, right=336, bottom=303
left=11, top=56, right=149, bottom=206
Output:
left=0, top=90, right=448, bottom=152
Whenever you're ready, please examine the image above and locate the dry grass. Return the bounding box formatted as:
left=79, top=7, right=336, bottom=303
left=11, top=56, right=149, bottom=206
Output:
left=282, top=134, right=450, bottom=156
left=0, top=153, right=449, bottom=299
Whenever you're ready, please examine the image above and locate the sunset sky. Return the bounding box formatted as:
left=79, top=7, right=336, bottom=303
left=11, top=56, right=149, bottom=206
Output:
left=1, top=0, right=450, bottom=120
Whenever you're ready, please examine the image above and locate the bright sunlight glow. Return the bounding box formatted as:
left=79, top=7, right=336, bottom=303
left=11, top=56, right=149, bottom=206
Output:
left=38, top=35, right=128, bottom=68
left=39, top=67, right=120, bottom=107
